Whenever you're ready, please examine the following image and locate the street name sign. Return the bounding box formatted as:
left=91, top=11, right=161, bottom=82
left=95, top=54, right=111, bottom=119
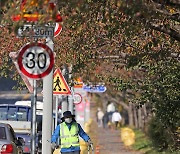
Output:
left=17, top=25, right=54, bottom=38
left=17, top=42, right=54, bottom=79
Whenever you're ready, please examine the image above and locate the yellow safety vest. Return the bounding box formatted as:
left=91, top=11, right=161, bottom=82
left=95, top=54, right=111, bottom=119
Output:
left=60, top=122, right=80, bottom=148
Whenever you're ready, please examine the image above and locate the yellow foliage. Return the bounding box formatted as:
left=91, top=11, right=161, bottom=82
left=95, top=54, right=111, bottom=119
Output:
left=121, top=127, right=135, bottom=146
left=169, top=8, right=175, bottom=14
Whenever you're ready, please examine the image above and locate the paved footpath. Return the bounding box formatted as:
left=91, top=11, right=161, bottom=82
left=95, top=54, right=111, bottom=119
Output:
left=94, top=127, right=142, bottom=154
left=90, top=102, right=143, bottom=154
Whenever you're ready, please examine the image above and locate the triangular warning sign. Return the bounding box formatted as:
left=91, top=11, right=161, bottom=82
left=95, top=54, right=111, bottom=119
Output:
left=53, top=68, right=71, bottom=95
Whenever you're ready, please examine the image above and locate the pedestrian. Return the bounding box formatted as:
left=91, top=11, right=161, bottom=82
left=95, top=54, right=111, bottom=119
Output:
left=97, top=108, right=104, bottom=127
left=102, top=111, right=109, bottom=129
left=111, top=110, right=122, bottom=130
left=107, top=101, right=115, bottom=113
left=51, top=111, right=93, bottom=154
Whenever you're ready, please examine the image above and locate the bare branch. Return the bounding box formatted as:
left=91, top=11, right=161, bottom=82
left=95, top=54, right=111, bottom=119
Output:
left=150, top=23, right=180, bottom=41
left=152, top=0, right=180, bottom=6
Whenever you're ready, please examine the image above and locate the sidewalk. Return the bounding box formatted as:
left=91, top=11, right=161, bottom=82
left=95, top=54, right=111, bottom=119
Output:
left=90, top=102, right=142, bottom=154
left=94, top=128, right=142, bottom=154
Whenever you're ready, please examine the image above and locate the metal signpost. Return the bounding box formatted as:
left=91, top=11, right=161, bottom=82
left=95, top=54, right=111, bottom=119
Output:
left=42, top=37, right=54, bottom=154
left=17, top=42, right=54, bottom=79
left=17, top=41, right=54, bottom=154
left=13, top=2, right=62, bottom=152
left=53, top=68, right=72, bottom=129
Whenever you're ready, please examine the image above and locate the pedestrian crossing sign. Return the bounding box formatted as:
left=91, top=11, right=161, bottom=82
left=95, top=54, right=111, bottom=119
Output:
left=53, top=68, right=71, bottom=95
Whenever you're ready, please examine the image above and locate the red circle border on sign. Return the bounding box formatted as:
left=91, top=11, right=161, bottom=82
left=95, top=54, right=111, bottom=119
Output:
left=18, top=42, right=54, bottom=79
left=54, top=23, right=62, bottom=37
left=74, top=93, right=82, bottom=105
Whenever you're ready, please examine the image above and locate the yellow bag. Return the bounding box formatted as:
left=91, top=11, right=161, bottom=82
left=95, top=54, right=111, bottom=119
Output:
left=53, top=148, right=61, bottom=154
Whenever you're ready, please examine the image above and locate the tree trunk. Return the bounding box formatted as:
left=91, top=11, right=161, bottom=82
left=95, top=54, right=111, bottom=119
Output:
left=138, top=108, right=142, bottom=129
left=142, top=104, right=147, bottom=130
left=133, top=104, right=138, bottom=128
left=128, top=101, right=134, bottom=127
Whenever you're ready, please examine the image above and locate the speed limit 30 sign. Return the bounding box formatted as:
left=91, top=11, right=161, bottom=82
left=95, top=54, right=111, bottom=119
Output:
left=18, top=42, right=54, bottom=79
left=73, top=93, right=82, bottom=105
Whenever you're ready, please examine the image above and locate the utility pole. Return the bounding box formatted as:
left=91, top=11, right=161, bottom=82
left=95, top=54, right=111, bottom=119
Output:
left=42, top=37, right=54, bottom=154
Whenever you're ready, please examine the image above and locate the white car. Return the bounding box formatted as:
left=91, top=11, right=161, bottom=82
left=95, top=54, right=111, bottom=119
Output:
left=0, top=123, right=24, bottom=154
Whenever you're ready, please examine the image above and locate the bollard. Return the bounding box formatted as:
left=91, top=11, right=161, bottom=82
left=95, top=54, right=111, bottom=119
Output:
left=95, top=145, right=100, bottom=154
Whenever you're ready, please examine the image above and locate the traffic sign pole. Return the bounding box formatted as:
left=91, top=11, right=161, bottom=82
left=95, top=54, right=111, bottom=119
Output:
left=55, top=95, right=58, bottom=129
left=61, top=66, right=69, bottom=117
left=42, top=37, right=54, bottom=154
left=31, top=79, right=37, bottom=154
left=68, top=87, right=74, bottom=114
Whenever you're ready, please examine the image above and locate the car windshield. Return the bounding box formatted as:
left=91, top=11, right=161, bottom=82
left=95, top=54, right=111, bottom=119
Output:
left=0, top=127, right=6, bottom=139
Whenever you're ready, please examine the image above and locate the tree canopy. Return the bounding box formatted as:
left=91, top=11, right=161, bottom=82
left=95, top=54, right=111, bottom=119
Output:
left=0, top=0, right=179, bottom=151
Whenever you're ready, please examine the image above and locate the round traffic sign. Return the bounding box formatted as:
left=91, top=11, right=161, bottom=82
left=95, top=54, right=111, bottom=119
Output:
left=18, top=42, right=54, bottom=79
left=73, top=93, right=82, bottom=105
left=54, top=23, right=62, bottom=37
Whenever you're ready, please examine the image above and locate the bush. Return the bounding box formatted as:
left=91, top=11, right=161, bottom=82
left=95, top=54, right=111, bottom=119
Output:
left=147, top=116, right=179, bottom=152
left=131, top=128, right=180, bottom=154
left=132, top=129, right=153, bottom=153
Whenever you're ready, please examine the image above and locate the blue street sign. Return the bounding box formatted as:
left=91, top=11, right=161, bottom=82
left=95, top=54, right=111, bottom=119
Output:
left=83, top=85, right=107, bottom=93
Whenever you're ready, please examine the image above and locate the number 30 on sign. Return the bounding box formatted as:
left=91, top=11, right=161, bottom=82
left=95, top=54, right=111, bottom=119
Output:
left=17, top=42, right=54, bottom=79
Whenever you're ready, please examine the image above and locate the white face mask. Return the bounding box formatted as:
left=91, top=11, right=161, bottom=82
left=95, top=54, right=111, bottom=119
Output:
left=65, top=118, right=72, bottom=123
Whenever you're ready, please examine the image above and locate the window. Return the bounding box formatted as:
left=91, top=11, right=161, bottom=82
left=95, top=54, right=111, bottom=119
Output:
left=0, top=105, right=32, bottom=122
left=17, top=107, right=28, bottom=121
left=7, top=107, right=17, bottom=120
left=0, top=106, right=7, bottom=120
left=0, top=127, right=6, bottom=139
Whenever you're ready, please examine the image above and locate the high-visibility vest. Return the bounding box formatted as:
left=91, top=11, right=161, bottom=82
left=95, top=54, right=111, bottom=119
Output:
left=60, top=122, right=80, bottom=148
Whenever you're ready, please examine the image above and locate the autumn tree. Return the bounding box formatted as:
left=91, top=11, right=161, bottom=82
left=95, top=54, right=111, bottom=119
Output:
left=0, top=0, right=179, bottom=151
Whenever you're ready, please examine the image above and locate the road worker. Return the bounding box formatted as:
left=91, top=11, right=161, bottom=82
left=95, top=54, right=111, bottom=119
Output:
left=51, top=111, right=93, bottom=154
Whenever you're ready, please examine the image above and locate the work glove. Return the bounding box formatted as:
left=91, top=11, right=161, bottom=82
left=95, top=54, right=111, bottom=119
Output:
left=51, top=142, right=56, bottom=150
left=87, top=139, right=93, bottom=146
left=87, top=139, right=94, bottom=150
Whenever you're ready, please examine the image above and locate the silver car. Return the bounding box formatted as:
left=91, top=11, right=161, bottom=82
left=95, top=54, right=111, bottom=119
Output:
left=0, top=123, right=24, bottom=154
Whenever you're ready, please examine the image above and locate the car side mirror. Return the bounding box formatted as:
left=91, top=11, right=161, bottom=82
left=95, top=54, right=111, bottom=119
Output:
left=17, top=137, right=25, bottom=146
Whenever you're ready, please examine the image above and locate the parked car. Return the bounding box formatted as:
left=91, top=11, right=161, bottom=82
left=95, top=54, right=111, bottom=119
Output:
left=0, top=104, right=32, bottom=153
left=0, top=123, right=24, bottom=154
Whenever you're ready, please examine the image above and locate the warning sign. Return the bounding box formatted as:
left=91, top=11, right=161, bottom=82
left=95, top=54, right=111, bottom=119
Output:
left=53, top=68, right=71, bottom=95
left=73, top=77, right=83, bottom=88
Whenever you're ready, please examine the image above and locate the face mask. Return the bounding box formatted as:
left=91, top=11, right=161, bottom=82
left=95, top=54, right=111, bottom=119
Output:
left=65, top=118, right=72, bottom=123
